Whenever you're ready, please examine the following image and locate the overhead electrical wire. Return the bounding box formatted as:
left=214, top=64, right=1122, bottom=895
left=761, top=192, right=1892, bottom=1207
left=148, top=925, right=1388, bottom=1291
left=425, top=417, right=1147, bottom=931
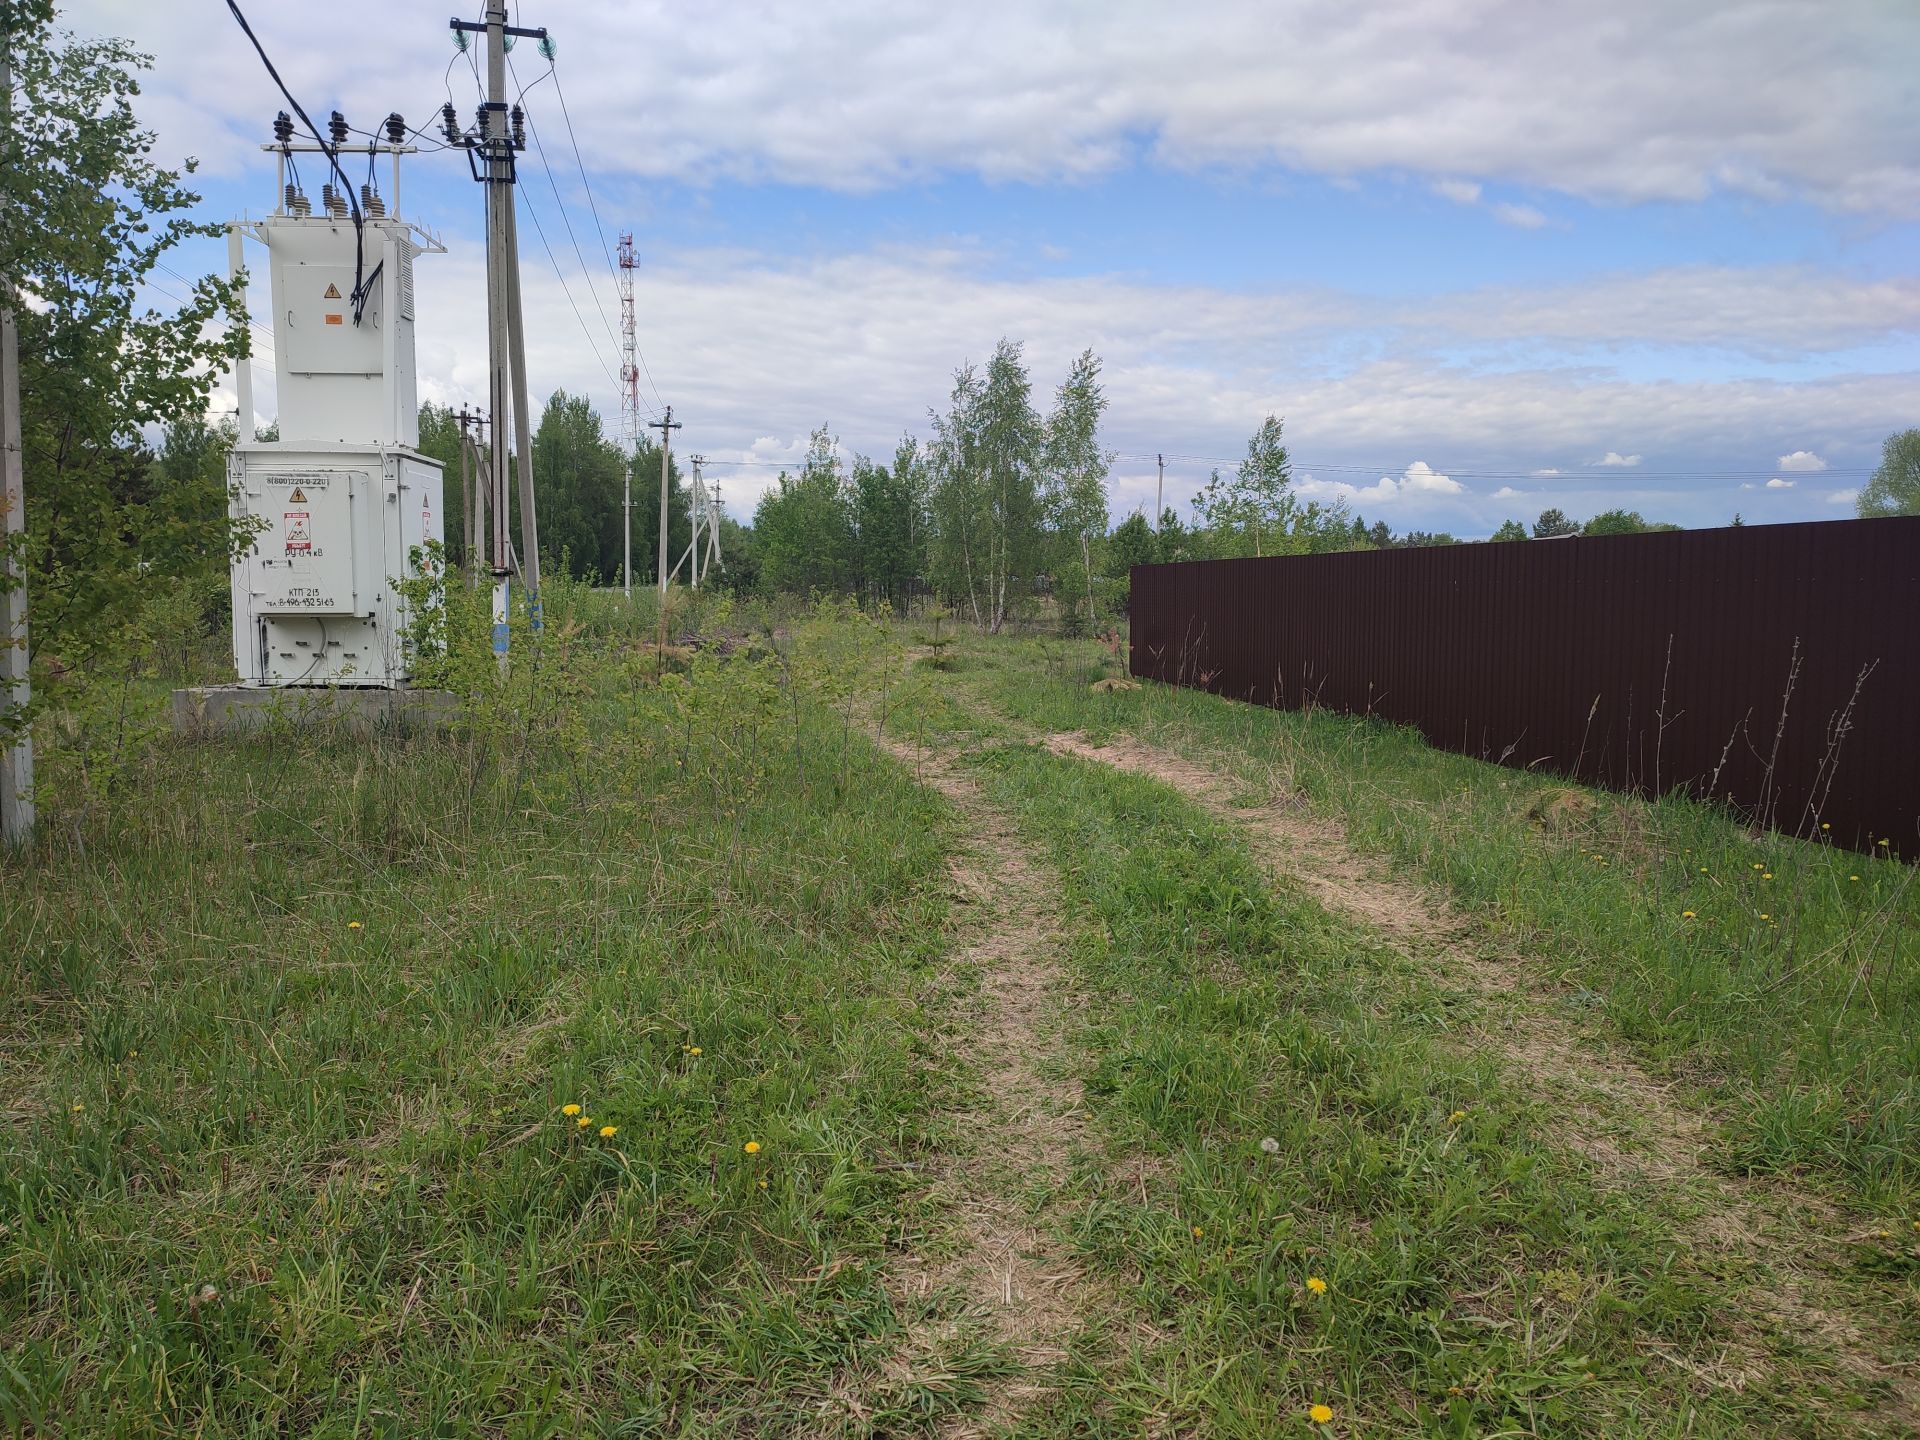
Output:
left=222, top=1, right=374, bottom=323
left=550, top=60, right=666, bottom=413
left=515, top=185, right=625, bottom=401
left=509, top=65, right=624, bottom=370
left=509, top=56, right=663, bottom=424
left=1112, top=452, right=1875, bottom=479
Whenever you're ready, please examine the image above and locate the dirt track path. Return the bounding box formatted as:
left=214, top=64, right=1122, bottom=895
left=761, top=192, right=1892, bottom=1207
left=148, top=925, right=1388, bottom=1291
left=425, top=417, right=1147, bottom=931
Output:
left=1043, top=727, right=1919, bottom=1425
left=873, top=730, right=1095, bottom=1436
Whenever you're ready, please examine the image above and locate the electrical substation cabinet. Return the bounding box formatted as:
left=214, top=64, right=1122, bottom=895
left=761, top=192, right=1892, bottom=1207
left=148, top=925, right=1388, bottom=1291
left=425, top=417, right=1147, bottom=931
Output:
left=226, top=125, right=450, bottom=689
left=230, top=444, right=442, bottom=687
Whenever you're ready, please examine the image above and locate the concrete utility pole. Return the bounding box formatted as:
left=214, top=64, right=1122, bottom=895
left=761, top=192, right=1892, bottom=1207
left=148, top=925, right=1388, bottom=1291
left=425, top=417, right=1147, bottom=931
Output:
left=453, top=3, right=547, bottom=658
left=1156, top=453, right=1164, bottom=532
left=688, top=455, right=703, bottom=589
left=1, top=30, right=33, bottom=846
left=456, top=405, right=486, bottom=586
left=649, top=406, right=680, bottom=594
left=623, top=452, right=633, bottom=598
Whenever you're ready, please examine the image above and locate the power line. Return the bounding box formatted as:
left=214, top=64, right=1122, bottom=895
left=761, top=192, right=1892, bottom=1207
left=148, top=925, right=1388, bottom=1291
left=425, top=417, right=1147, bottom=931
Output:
left=514, top=184, right=624, bottom=403
left=551, top=60, right=666, bottom=413
left=508, top=69, right=623, bottom=369
left=1111, top=451, right=1876, bottom=479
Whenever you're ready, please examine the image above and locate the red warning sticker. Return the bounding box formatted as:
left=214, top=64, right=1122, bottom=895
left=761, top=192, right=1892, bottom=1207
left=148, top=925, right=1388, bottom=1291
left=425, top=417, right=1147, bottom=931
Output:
left=284, top=511, right=312, bottom=552
left=324, top=314, right=344, bottom=325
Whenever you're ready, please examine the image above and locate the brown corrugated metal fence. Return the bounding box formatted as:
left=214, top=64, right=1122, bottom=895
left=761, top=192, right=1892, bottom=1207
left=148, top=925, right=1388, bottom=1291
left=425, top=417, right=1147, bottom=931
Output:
left=1129, top=516, right=1920, bottom=851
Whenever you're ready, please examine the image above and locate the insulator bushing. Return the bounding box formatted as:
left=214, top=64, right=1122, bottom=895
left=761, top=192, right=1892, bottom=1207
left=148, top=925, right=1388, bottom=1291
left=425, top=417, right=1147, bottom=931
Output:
left=385, top=112, right=406, bottom=146
left=328, top=110, right=348, bottom=146
left=273, top=111, right=294, bottom=145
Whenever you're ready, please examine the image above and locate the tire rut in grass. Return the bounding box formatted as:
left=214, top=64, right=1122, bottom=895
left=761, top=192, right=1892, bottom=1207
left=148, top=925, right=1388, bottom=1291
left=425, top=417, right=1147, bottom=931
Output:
left=1042, top=728, right=1919, bottom=1426
left=873, top=732, right=1096, bottom=1435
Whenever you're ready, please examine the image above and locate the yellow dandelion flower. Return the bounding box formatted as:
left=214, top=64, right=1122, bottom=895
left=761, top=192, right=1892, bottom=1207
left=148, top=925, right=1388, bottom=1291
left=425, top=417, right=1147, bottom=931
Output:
left=689, top=1045, right=703, bottom=1056
left=743, top=1140, right=761, bottom=1155
left=70, top=1102, right=84, bottom=1113
left=1752, top=863, right=1764, bottom=871
left=1310, top=1403, right=1334, bottom=1424
left=1850, top=874, right=1861, bottom=882
left=1699, top=867, right=1707, bottom=873
left=1191, top=1225, right=1204, bottom=1238
left=576, top=1115, right=592, bottom=1128
left=1878, top=838, right=1890, bottom=846
left=1821, top=823, right=1831, bottom=831
left=347, top=920, right=363, bottom=930
left=1447, top=1109, right=1467, bottom=1124
left=1306, top=1276, right=1328, bottom=1294
left=757, top=1178, right=769, bottom=1189
left=599, top=1125, right=617, bottom=1138
left=561, top=1104, right=581, bottom=1116
left=1681, top=910, right=1695, bottom=919
left=1762, top=872, right=1773, bottom=881
left=1758, top=912, right=1770, bottom=921
left=1446, top=1385, right=1465, bottom=1397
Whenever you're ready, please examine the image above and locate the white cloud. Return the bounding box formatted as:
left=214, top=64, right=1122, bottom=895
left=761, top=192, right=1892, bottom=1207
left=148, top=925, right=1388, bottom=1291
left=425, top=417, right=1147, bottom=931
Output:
left=220, top=233, right=1918, bottom=526
left=1431, top=179, right=1483, bottom=205
left=1594, top=451, right=1643, bottom=467
left=1490, top=202, right=1548, bottom=230
left=1491, top=485, right=1526, bottom=500
left=1299, top=461, right=1465, bottom=507
left=1399, top=461, right=1463, bottom=495
left=70, top=0, right=1920, bottom=213
left=1765, top=477, right=1795, bottom=489
left=1739, top=482, right=1757, bottom=491
left=1529, top=468, right=1562, bottom=477
left=1425, top=265, right=1920, bottom=356
left=1776, top=449, right=1828, bottom=471
left=1825, top=488, right=1859, bottom=505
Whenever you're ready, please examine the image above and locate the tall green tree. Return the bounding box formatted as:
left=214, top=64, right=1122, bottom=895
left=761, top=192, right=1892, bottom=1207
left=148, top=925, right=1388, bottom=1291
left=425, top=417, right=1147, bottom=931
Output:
left=1532, top=507, right=1580, bottom=538
left=1856, top=428, right=1920, bottom=517
left=529, top=390, right=625, bottom=581
left=1490, top=519, right=1530, bottom=542
left=849, top=444, right=925, bottom=612
left=1193, top=415, right=1297, bottom=557
left=1040, top=349, right=1112, bottom=627
left=3, top=8, right=243, bottom=735
left=753, top=425, right=854, bottom=596
left=928, top=341, right=1045, bottom=632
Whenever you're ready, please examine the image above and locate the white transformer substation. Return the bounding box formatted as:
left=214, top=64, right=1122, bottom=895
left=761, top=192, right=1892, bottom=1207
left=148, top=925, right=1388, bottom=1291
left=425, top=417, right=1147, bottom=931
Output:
left=226, top=115, right=447, bottom=688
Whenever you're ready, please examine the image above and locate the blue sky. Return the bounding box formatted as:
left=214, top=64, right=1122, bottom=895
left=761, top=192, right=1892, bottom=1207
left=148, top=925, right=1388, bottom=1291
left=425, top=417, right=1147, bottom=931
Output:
left=66, top=1, right=1920, bottom=534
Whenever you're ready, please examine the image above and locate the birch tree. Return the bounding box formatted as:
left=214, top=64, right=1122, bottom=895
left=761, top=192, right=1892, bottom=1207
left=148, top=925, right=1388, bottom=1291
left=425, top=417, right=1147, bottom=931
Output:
left=1041, top=349, right=1112, bottom=628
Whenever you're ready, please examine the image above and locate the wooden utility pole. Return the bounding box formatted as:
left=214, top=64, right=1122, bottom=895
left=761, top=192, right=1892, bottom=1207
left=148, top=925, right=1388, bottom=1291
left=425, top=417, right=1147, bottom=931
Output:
left=649, top=407, right=680, bottom=595
left=1, top=29, right=33, bottom=846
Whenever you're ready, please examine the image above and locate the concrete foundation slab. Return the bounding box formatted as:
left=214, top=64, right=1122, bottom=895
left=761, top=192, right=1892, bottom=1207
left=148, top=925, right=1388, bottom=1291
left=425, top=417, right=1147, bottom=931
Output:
left=171, top=685, right=459, bottom=738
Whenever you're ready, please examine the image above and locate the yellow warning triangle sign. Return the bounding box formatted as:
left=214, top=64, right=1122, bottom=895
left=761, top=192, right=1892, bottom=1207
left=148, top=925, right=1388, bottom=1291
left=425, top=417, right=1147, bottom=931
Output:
left=322, top=282, right=341, bottom=300
left=288, top=487, right=308, bottom=503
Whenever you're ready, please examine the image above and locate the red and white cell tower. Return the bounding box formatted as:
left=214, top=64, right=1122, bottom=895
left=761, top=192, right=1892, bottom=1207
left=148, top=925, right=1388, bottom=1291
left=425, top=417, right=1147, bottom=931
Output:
left=617, top=231, right=640, bottom=452
left=618, top=231, right=639, bottom=595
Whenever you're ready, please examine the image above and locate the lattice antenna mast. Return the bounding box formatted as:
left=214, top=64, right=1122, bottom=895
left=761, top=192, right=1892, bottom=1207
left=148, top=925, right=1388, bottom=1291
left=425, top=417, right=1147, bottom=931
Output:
left=617, top=231, right=639, bottom=451
left=618, top=231, right=639, bottom=596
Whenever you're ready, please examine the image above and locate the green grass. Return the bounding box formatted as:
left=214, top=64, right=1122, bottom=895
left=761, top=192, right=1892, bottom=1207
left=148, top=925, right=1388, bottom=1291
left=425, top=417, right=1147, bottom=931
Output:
left=951, top=741, right=1880, bottom=1437
left=1, top=621, right=975, bottom=1436
left=951, top=632, right=1920, bottom=1216
left=4, top=612, right=1914, bottom=1436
